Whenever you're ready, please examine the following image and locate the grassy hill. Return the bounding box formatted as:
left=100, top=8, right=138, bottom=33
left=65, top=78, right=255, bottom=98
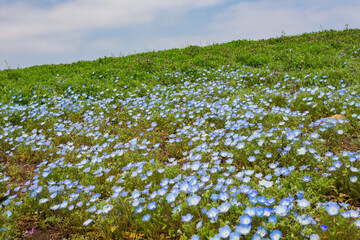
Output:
left=0, top=29, right=359, bottom=239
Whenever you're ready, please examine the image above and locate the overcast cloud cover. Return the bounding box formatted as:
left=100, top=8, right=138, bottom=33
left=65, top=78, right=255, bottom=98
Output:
left=1, top=0, right=359, bottom=69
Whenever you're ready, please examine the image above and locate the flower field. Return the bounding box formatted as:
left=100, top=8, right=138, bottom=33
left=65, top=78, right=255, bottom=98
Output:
left=0, top=29, right=360, bottom=239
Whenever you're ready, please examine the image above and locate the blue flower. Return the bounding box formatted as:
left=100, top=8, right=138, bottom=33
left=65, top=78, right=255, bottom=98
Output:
left=302, top=176, right=312, bottom=182
left=270, top=229, right=282, bottom=240
left=186, top=194, right=201, bottom=206
left=166, top=193, right=178, bottom=203
left=239, top=214, right=252, bottom=225
left=147, top=201, right=157, bottom=210
left=218, top=225, right=232, bottom=238
left=218, top=202, right=231, bottom=213
left=83, top=219, right=93, bottom=226
left=182, top=213, right=193, bottom=222
left=218, top=192, right=229, bottom=201
left=320, top=224, right=328, bottom=232
left=326, top=203, right=340, bottom=216
left=256, top=226, right=267, bottom=237
left=297, top=199, right=310, bottom=209
left=210, top=193, right=219, bottom=201
left=274, top=205, right=288, bottom=217
left=190, top=235, right=200, bottom=240
left=142, top=214, right=151, bottom=222
left=229, top=231, right=241, bottom=240
left=267, top=215, right=277, bottom=224
left=309, top=234, right=320, bottom=240
left=235, top=224, right=251, bottom=235
left=207, top=207, right=219, bottom=219
left=354, top=219, right=360, bottom=228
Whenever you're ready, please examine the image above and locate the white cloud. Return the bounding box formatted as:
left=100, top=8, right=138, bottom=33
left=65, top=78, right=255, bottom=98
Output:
left=0, top=0, right=223, bottom=54
left=209, top=0, right=360, bottom=43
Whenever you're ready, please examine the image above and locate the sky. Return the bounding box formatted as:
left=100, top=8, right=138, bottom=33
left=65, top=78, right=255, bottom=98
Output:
left=0, top=0, right=359, bottom=70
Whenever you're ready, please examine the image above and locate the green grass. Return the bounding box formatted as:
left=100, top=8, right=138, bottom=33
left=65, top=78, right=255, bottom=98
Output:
left=0, top=28, right=359, bottom=240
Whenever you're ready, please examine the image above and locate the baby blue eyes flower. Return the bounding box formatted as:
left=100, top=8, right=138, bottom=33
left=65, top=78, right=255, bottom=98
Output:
left=256, top=226, right=267, bottom=237
left=320, top=224, right=328, bottom=232
left=147, top=201, right=157, bottom=210
left=229, top=231, right=241, bottom=240
left=5, top=210, right=12, bottom=218
left=218, top=202, right=231, bottom=213
left=39, top=198, right=49, bottom=204
left=218, top=192, right=229, bottom=201
left=186, top=194, right=201, bottom=206
left=218, top=225, right=232, bottom=238
left=235, top=224, right=251, bottom=235
left=83, top=219, right=93, bottom=226
left=207, top=207, right=219, bottom=218
left=297, top=147, right=307, bottom=155
left=354, top=219, right=360, bottom=227
left=302, top=176, right=312, bottom=182
left=270, top=229, right=282, bottom=240
left=350, top=176, right=358, bottom=183
left=237, top=211, right=252, bottom=222
left=309, top=234, right=320, bottom=240
left=326, top=203, right=340, bottom=216
left=102, top=204, right=113, bottom=214
left=166, top=193, right=178, bottom=203
left=142, top=214, right=151, bottom=222
left=297, top=199, right=311, bottom=209
left=190, top=235, right=200, bottom=240
left=181, top=213, right=193, bottom=222
left=87, top=206, right=97, bottom=213
left=274, top=205, right=288, bottom=217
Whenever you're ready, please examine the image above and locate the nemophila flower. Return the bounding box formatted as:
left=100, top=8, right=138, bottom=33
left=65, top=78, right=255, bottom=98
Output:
left=196, top=220, right=203, bottom=228
left=182, top=213, right=193, bottom=222
left=326, top=203, right=340, bottom=216
left=354, top=219, right=360, bottom=227
left=147, top=201, right=157, bottom=210
left=239, top=214, right=252, bottom=225
left=83, top=219, right=93, bottom=226
left=207, top=207, right=219, bottom=218
left=244, top=206, right=256, bottom=217
left=229, top=232, right=241, bottom=240
left=296, top=214, right=315, bottom=225
left=350, top=176, right=357, bottom=183
left=302, top=176, right=312, bottom=182
left=297, top=147, right=307, bottom=155
left=248, top=156, right=256, bottom=162
left=218, top=202, right=231, bottom=213
left=142, top=214, right=151, bottom=222
left=87, top=205, right=97, bottom=213
left=218, top=225, right=232, bottom=238
left=320, top=224, right=328, bottom=232
left=256, top=226, right=267, bottom=237
left=166, top=193, right=178, bottom=203
left=270, top=229, right=282, bottom=240
left=102, top=204, right=113, bottom=214
left=190, top=235, right=200, bottom=240
left=218, top=192, right=229, bottom=201
left=255, top=207, right=265, bottom=217
left=274, top=205, right=288, bottom=217
left=187, top=194, right=201, bottom=206
left=268, top=215, right=277, bottom=224
left=309, top=234, right=320, bottom=240
left=210, top=193, right=219, bottom=201
left=209, top=234, right=221, bottom=240
left=235, top=224, right=251, bottom=235
left=297, top=199, right=311, bottom=209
